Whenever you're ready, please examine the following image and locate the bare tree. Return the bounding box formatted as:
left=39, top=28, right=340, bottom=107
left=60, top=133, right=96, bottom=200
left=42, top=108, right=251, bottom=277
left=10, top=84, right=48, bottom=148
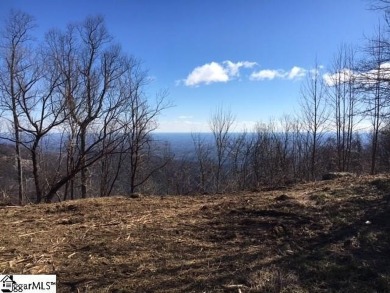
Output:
left=44, top=16, right=133, bottom=200
left=74, top=16, right=128, bottom=198
left=192, top=132, right=213, bottom=193
left=31, top=15, right=165, bottom=202
left=209, top=106, right=235, bottom=193
left=15, top=50, right=67, bottom=203
left=300, top=62, right=329, bottom=179
left=358, top=25, right=390, bottom=174
left=371, top=0, right=390, bottom=24
left=250, top=120, right=288, bottom=188
left=226, top=131, right=251, bottom=191
left=0, top=10, right=36, bottom=204
left=288, top=117, right=310, bottom=180
left=44, top=24, right=80, bottom=200
left=92, top=63, right=171, bottom=196
left=97, top=135, right=127, bottom=197
left=123, top=86, right=171, bottom=194
left=326, top=44, right=360, bottom=172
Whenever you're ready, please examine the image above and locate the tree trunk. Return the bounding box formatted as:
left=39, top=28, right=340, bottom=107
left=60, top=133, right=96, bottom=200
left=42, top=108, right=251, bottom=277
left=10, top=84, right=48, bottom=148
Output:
left=31, top=141, right=43, bottom=203
left=80, top=126, right=87, bottom=198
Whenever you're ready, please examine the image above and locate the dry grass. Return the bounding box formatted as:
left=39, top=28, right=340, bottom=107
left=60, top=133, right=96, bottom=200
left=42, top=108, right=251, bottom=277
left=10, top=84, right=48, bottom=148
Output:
left=1, top=175, right=390, bottom=292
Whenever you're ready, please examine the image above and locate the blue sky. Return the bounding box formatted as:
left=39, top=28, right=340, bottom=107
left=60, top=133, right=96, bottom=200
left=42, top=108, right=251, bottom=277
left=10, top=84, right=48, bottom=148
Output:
left=0, top=0, right=381, bottom=132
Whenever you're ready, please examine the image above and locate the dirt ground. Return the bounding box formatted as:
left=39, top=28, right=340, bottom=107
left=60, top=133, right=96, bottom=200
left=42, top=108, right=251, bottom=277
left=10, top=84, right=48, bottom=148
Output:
left=1, top=175, right=390, bottom=292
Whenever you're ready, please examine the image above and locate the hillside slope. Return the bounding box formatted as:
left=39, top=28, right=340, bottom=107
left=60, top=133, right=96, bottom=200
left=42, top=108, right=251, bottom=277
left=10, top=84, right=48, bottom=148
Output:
left=1, top=175, right=390, bottom=292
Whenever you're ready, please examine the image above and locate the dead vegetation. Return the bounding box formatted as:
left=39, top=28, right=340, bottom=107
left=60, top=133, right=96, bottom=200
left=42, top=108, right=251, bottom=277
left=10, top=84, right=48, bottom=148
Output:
left=1, top=175, right=390, bottom=292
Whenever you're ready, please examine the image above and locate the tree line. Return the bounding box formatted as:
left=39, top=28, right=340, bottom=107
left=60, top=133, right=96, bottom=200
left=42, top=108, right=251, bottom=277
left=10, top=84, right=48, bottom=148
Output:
left=1, top=3, right=390, bottom=204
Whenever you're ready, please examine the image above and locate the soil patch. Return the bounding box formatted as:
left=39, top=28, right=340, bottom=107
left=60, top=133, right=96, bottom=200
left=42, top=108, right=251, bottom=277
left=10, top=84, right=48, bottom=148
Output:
left=1, top=175, right=390, bottom=292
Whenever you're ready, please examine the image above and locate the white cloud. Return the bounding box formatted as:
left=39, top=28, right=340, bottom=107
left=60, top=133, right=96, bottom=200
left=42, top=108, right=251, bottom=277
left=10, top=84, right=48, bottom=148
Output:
left=323, top=70, right=354, bottom=86
left=182, top=60, right=257, bottom=86
left=250, top=66, right=307, bottom=81
left=250, top=69, right=285, bottom=80
left=322, top=64, right=389, bottom=87
left=380, top=62, right=390, bottom=70
left=181, top=62, right=308, bottom=85
left=324, top=69, right=380, bottom=88
left=287, top=66, right=306, bottom=79
left=322, top=73, right=333, bottom=86
left=224, top=60, right=257, bottom=77
left=359, top=62, right=390, bottom=84
left=184, top=62, right=229, bottom=86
